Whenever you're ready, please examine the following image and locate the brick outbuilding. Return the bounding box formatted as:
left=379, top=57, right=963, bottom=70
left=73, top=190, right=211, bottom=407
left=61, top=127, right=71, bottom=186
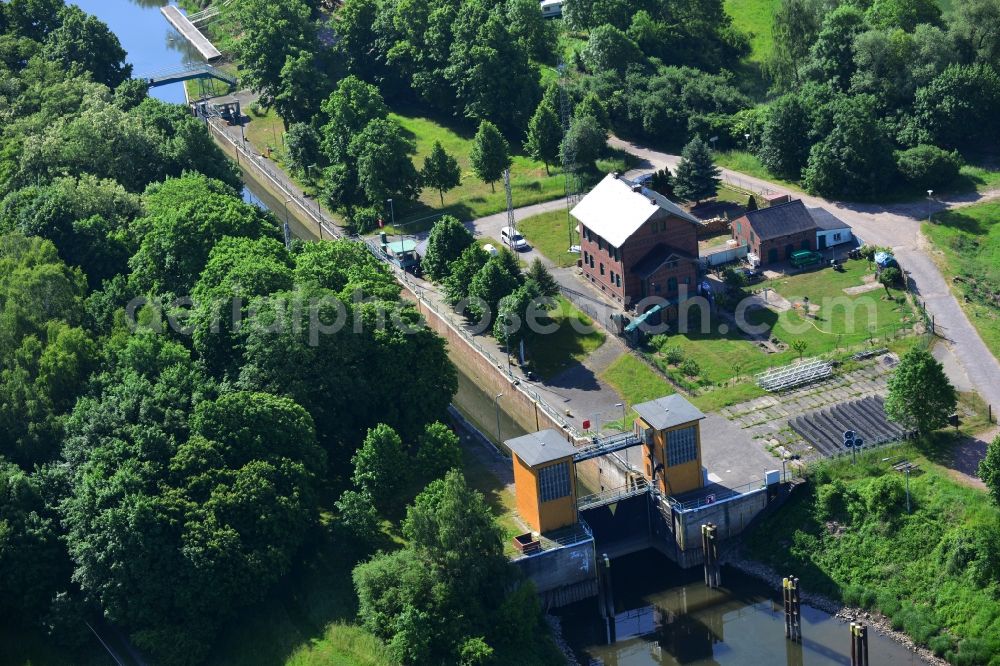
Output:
left=731, top=199, right=818, bottom=267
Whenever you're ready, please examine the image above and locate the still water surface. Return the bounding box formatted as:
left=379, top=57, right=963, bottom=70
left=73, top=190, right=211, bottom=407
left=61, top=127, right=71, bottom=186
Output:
left=83, top=5, right=926, bottom=665
left=560, top=550, right=922, bottom=665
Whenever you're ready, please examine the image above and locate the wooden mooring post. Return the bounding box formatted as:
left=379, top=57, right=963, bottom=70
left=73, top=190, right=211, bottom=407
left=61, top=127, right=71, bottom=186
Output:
left=850, top=622, right=870, bottom=666
left=782, top=576, right=802, bottom=642
left=702, top=523, right=720, bottom=588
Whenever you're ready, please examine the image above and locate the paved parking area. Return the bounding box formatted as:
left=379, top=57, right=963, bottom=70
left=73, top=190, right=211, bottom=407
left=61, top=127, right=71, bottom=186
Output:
left=700, top=413, right=781, bottom=489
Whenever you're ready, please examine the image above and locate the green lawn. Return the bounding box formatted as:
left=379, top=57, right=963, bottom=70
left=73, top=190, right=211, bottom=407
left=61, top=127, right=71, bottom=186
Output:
left=518, top=209, right=580, bottom=267
left=528, top=296, right=606, bottom=378
left=285, top=625, right=394, bottom=666
left=660, top=260, right=915, bottom=379
left=600, top=353, right=674, bottom=407
left=390, top=113, right=629, bottom=232
left=642, top=260, right=917, bottom=409
left=923, top=202, right=1000, bottom=359
left=746, top=441, right=1000, bottom=663
left=725, top=0, right=782, bottom=62
left=762, top=259, right=919, bottom=349
left=246, top=104, right=288, bottom=157
left=714, top=150, right=804, bottom=192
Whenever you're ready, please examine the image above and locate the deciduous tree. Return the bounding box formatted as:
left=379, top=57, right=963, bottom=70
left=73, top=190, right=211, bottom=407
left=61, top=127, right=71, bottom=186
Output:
left=421, top=141, right=462, bottom=205
left=759, top=94, right=812, bottom=180
left=350, top=118, right=422, bottom=205
left=525, top=102, right=562, bottom=175
left=561, top=115, right=606, bottom=171
left=422, top=215, right=474, bottom=281
left=42, top=5, right=130, bottom=88
left=885, top=347, right=956, bottom=436
left=470, top=121, right=512, bottom=192
left=582, top=24, right=644, bottom=74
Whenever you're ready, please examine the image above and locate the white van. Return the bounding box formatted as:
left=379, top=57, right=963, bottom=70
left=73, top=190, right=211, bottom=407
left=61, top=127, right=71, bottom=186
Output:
left=501, top=226, right=529, bottom=251
left=540, top=0, right=563, bottom=18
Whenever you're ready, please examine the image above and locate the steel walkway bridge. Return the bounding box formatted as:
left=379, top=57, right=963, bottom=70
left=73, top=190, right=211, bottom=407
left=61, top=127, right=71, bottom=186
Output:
left=143, top=64, right=237, bottom=89
left=573, top=431, right=641, bottom=463
left=577, top=478, right=649, bottom=512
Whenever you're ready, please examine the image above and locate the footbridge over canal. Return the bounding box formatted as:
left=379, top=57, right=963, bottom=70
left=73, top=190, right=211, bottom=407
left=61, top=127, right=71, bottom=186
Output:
left=141, top=64, right=237, bottom=89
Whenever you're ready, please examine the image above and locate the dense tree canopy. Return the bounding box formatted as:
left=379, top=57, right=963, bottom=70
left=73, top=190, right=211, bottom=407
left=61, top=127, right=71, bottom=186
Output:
left=232, top=0, right=318, bottom=110
left=0, top=6, right=468, bottom=663
left=354, top=471, right=559, bottom=665
left=129, top=173, right=280, bottom=296
left=42, top=4, right=129, bottom=88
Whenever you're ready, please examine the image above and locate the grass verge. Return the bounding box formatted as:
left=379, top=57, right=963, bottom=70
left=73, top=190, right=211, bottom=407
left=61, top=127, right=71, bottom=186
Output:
left=746, top=438, right=1000, bottom=663
left=600, top=353, right=674, bottom=408
left=922, top=202, right=1000, bottom=359
left=518, top=209, right=579, bottom=267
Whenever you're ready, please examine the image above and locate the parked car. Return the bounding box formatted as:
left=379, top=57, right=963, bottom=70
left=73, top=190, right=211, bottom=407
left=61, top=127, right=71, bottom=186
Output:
left=501, top=226, right=529, bottom=251
left=482, top=243, right=499, bottom=256
left=739, top=267, right=763, bottom=283
left=790, top=250, right=823, bottom=268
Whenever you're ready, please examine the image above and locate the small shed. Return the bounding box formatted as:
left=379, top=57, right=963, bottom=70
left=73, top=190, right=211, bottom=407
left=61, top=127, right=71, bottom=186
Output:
left=381, top=237, right=420, bottom=271
left=808, top=207, right=853, bottom=250
left=506, top=430, right=579, bottom=534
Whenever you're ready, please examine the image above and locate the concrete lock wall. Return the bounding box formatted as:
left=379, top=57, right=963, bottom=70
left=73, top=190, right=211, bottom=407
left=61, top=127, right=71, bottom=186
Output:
left=675, top=489, right=768, bottom=557
left=515, top=539, right=597, bottom=596
left=401, top=289, right=629, bottom=493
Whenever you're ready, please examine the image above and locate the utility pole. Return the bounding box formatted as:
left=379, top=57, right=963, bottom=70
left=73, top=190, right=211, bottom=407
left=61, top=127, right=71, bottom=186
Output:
left=504, top=169, right=516, bottom=250
left=926, top=189, right=934, bottom=223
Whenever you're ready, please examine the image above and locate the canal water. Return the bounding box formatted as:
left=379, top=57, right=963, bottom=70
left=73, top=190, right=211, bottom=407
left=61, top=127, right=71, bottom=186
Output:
left=559, top=550, right=921, bottom=665
left=84, top=4, right=927, bottom=665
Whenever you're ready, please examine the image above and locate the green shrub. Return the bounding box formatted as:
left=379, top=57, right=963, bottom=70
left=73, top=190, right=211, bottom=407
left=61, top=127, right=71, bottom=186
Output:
left=895, top=144, right=962, bottom=190
left=950, top=637, right=995, bottom=666
left=664, top=346, right=685, bottom=365
left=349, top=206, right=380, bottom=234
left=680, top=358, right=700, bottom=377
left=648, top=334, right=670, bottom=351
left=858, top=474, right=906, bottom=517
left=893, top=601, right=940, bottom=645
left=816, top=480, right=851, bottom=521
left=928, top=634, right=953, bottom=657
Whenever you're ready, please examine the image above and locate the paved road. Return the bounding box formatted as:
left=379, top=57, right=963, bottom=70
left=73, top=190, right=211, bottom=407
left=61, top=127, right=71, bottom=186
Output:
left=610, top=136, right=1000, bottom=411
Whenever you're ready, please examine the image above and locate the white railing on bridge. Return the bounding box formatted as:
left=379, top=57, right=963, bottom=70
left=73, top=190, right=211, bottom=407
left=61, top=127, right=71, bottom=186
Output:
left=577, top=477, right=649, bottom=511
left=573, top=431, right=641, bottom=463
